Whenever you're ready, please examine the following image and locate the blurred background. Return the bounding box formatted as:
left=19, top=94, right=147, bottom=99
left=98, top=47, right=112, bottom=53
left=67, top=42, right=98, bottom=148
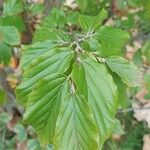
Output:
left=0, top=0, right=150, bottom=150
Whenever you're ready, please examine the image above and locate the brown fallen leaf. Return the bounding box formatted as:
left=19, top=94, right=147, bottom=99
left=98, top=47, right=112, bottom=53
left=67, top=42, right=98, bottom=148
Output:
left=6, top=74, right=18, bottom=89
left=27, top=0, right=44, bottom=3
left=133, top=103, right=150, bottom=127
left=105, top=18, right=114, bottom=26
left=64, top=0, right=77, bottom=9
left=126, top=45, right=136, bottom=60
left=112, top=134, right=122, bottom=140
left=10, top=57, right=19, bottom=69
left=143, top=134, right=150, bottom=150
left=16, top=142, right=27, bottom=150
left=7, top=113, right=20, bottom=130
left=0, top=64, right=4, bottom=69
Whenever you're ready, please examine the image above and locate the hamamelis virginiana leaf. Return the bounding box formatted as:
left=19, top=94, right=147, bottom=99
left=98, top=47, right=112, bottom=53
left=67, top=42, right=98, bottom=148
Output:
left=16, top=8, right=142, bottom=150
left=106, top=56, right=143, bottom=87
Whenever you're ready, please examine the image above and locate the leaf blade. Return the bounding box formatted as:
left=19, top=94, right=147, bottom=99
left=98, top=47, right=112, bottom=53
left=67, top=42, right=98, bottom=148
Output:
left=54, top=82, right=99, bottom=150
left=0, top=26, right=20, bottom=46
left=16, top=47, right=74, bottom=105
left=81, top=57, right=118, bottom=148
left=24, top=74, right=67, bottom=144
left=96, top=26, right=130, bottom=56
left=106, top=56, right=143, bottom=86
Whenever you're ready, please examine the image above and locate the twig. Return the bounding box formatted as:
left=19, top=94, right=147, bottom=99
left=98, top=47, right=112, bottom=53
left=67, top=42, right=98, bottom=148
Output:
left=57, top=32, right=94, bottom=49
left=69, top=32, right=94, bottom=48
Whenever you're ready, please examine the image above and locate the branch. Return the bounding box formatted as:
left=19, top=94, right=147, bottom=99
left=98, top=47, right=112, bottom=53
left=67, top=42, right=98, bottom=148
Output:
left=57, top=32, right=94, bottom=49
left=69, top=32, right=94, bottom=48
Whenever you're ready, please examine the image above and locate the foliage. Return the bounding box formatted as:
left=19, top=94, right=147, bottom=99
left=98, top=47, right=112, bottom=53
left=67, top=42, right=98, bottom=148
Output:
left=121, top=123, right=150, bottom=150
left=0, top=0, right=150, bottom=150
left=16, top=4, right=142, bottom=150
left=0, top=0, right=23, bottom=65
left=0, top=112, right=50, bottom=150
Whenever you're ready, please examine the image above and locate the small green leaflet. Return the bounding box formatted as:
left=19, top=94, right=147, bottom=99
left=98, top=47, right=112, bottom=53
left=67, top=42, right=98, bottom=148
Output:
left=37, top=8, right=66, bottom=29
left=0, top=88, right=6, bottom=104
left=76, top=0, right=88, bottom=12
left=33, top=8, right=68, bottom=43
left=28, top=3, right=45, bottom=15
left=0, top=16, right=25, bottom=32
left=0, top=0, right=22, bottom=65
left=79, top=9, right=108, bottom=32
left=106, top=56, right=143, bottom=87
left=14, top=124, right=27, bottom=142
left=0, top=26, right=20, bottom=64
left=144, top=74, right=150, bottom=99
left=3, top=0, right=23, bottom=16
left=76, top=0, right=102, bottom=14
left=141, top=40, right=150, bottom=64
left=0, top=112, right=12, bottom=124
left=96, top=26, right=130, bottom=56
left=27, top=139, right=41, bottom=150
left=113, top=119, right=124, bottom=135
left=0, top=41, right=11, bottom=65
left=0, top=26, right=20, bottom=46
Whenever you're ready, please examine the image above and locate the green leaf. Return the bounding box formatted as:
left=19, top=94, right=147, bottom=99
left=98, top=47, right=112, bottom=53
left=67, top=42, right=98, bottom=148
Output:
left=113, top=119, right=124, bottom=135
left=0, top=139, right=4, bottom=150
left=46, top=145, right=53, bottom=150
left=0, top=112, right=12, bottom=124
left=109, top=72, right=127, bottom=108
left=78, top=15, right=95, bottom=32
left=20, top=41, right=57, bottom=69
left=83, top=36, right=100, bottom=52
left=28, top=3, right=45, bottom=15
left=27, top=139, right=41, bottom=150
left=33, top=28, right=68, bottom=43
left=106, top=56, right=143, bottom=87
left=144, top=74, right=150, bottom=91
left=141, top=40, right=150, bottom=64
left=133, top=50, right=143, bottom=67
left=0, top=41, right=12, bottom=65
left=0, top=88, right=6, bottom=104
left=80, top=57, right=118, bottom=147
left=115, top=78, right=127, bottom=108
left=24, top=74, right=67, bottom=144
left=115, top=14, right=134, bottom=30
left=79, top=9, right=108, bottom=32
left=0, top=26, right=20, bottom=46
left=41, top=8, right=66, bottom=29
left=16, top=46, right=74, bottom=105
left=67, top=11, right=80, bottom=26
left=76, top=0, right=101, bottom=14
left=54, top=82, right=99, bottom=150
left=71, top=63, right=88, bottom=100
left=144, top=73, right=150, bottom=99
left=76, top=0, right=88, bottom=12
left=14, top=124, right=27, bottom=142
left=0, top=15, right=25, bottom=32
left=3, top=0, right=23, bottom=16
left=96, top=26, right=130, bottom=56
